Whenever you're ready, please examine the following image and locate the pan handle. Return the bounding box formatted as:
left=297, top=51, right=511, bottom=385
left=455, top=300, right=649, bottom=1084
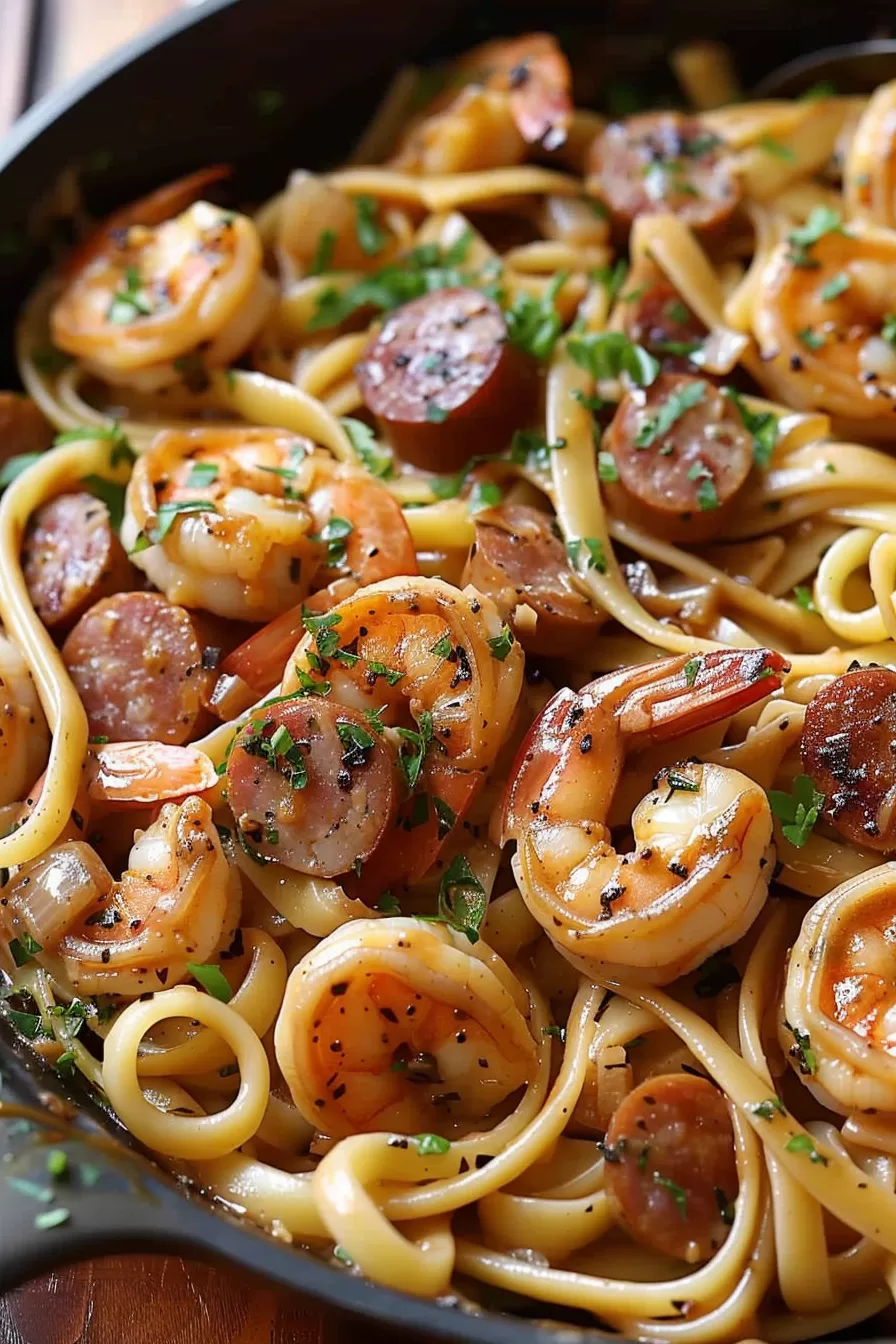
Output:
left=0, top=1062, right=215, bottom=1291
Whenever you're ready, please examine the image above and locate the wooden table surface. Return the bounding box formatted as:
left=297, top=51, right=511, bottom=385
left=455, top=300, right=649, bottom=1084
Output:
left=0, top=3, right=420, bottom=1340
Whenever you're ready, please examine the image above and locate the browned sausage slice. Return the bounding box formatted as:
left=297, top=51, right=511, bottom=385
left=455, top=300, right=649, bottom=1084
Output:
left=602, top=373, right=753, bottom=543
left=587, top=114, right=740, bottom=233
left=603, top=1073, right=738, bottom=1263
left=226, top=698, right=399, bottom=875
left=462, top=503, right=601, bottom=655
left=61, top=592, right=216, bottom=744
left=23, top=492, right=136, bottom=630
left=0, top=393, right=53, bottom=461
left=356, top=287, right=536, bottom=472
left=614, top=258, right=708, bottom=371
left=801, top=666, right=896, bottom=851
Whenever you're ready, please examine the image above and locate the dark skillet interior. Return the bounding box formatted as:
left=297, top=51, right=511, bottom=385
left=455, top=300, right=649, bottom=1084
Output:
left=0, top=0, right=894, bottom=1336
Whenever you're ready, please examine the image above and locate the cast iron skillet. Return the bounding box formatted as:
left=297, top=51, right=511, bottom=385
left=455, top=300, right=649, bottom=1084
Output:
left=0, top=0, right=894, bottom=1335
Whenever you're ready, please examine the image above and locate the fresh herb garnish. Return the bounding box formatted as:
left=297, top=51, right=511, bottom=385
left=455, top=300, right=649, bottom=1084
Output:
left=469, top=481, right=502, bottom=513
left=654, top=1173, right=688, bottom=1219
left=314, top=515, right=354, bottom=566
left=9, top=933, right=42, bottom=967
left=882, top=314, right=896, bottom=347
left=509, top=429, right=565, bottom=472
left=758, top=135, right=795, bottom=161
left=341, top=417, right=393, bottom=479
left=635, top=380, right=706, bottom=448
left=415, top=1133, right=451, bottom=1156
left=0, top=454, right=43, bottom=490
left=487, top=625, right=514, bottom=661
left=683, top=656, right=702, bottom=687
left=309, top=228, right=337, bottom=276
left=819, top=271, right=850, bottom=302
left=750, top=1097, right=786, bottom=1120
left=566, top=536, right=608, bottom=575
left=377, top=892, right=402, bottom=914
left=354, top=196, right=387, bottom=256
left=435, top=854, right=487, bottom=943
left=79, top=475, right=127, bottom=530
left=592, top=259, right=629, bottom=303
left=768, top=775, right=825, bottom=848
left=186, top=461, right=220, bottom=489
left=797, top=326, right=826, bottom=350
left=186, top=963, right=232, bottom=1003
left=505, top=272, right=566, bottom=360
left=396, top=712, right=434, bottom=790
left=132, top=499, right=219, bottom=552
left=687, top=459, right=719, bottom=511
left=107, top=265, right=152, bottom=324
left=567, top=331, right=659, bottom=387
left=793, top=585, right=817, bottom=612
left=597, top=451, right=619, bottom=482
left=433, top=796, right=457, bottom=839
left=785, top=1133, right=828, bottom=1164
left=786, top=206, right=843, bottom=268
left=693, top=951, right=741, bottom=999
left=336, top=720, right=376, bottom=769
left=784, top=1021, right=817, bottom=1075
left=722, top=387, right=779, bottom=468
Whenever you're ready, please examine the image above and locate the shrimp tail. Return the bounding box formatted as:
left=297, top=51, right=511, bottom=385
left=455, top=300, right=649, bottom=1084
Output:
left=616, top=648, right=790, bottom=743
left=62, top=164, right=232, bottom=278
left=85, top=742, right=218, bottom=807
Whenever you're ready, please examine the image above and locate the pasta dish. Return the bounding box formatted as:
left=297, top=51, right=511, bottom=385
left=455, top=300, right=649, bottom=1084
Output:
left=6, top=29, right=896, bottom=1341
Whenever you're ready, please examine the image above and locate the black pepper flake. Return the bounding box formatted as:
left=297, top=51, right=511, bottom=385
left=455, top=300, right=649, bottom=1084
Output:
left=201, top=646, right=222, bottom=670
left=669, top=860, right=688, bottom=878
left=331, top=982, right=349, bottom=996
left=579, top=734, right=592, bottom=754
left=475, top=1154, right=494, bottom=1169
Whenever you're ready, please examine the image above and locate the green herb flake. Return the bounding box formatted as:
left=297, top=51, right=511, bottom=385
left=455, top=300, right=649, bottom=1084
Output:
left=722, top=387, right=779, bottom=468
left=768, top=775, right=825, bottom=848
left=469, top=481, right=502, bottom=513
left=505, top=271, right=566, bottom=361
left=396, top=712, right=434, bottom=791
left=683, top=656, right=702, bottom=687
left=79, top=475, right=127, bottom=530
left=415, top=1132, right=451, bottom=1156
left=333, top=1244, right=354, bottom=1265
left=882, top=314, right=896, bottom=347
left=437, top=854, right=488, bottom=943
left=376, top=892, right=402, bottom=914
left=750, top=1097, right=786, bottom=1120
left=186, top=461, right=220, bottom=489
left=785, top=1132, right=828, bottom=1164
left=431, top=635, right=452, bottom=659
left=542, top=1024, right=566, bottom=1041
left=654, top=1173, right=688, bottom=1219
left=687, top=460, right=719, bottom=511
left=340, top=417, right=393, bottom=479
left=487, top=625, right=514, bottom=662
left=758, top=135, right=795, bottom=161
left=664, top=769, right=700, bottom=797
left=819, top=271, right=850, bottom=302
left=715, top=1187, right=736, bottom=1225
left=567, top=330, right=659, bottom=388
left=309, top=228, right=337, bottom=276
left=426, top=403, right=449, bottom=424
left=509, top=429, right=565, bottom=471
left=784, top=1021, right=817, bottom=1075
left=786, top=206, right=843, bottom=268
left=336, top=720, right=376, bottom=769
left=793, top=584, right=817, bottom=613
left=800, top=79, right=838, bottom=100
left=187, top=963, right=232, bottom=1003
left=7, top=1176, right=53, bottom=1203
left=4, top=1007, right=43, bottom=1039
left=635, top=379, right=706, bottom=448
left=0, top=453, right=44, bottom=490
left=566, top=536, right=608, bottom=575
left=354, top=195, right=387, bottom=256
left=433, top=796, right=457, bottom=840
left=797, top=326, right=826, bottom=351
left=46, top=1149, right=68, bottom=1179
left=9, top=933, right=42, bottom=967
left=592, top=259, right=629, bottom=303
left=107, top=265, right=152, bottom=324
left=597, top=451, right=619, bottom=482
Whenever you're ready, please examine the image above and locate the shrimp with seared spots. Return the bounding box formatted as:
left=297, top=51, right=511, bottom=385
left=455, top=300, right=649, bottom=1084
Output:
left=784, top=862, right=896, bottom=1115
left=225, top=577, right=523, bottom=894
left=50, top=167, right=275, bottom=391
left=499, top=648, right=789, bottom=984
left=0, top=631, right=50, bottom=811
left=391, top=33, right=573, bottom=174
left=121, top=428, right=416, bottom=624
left=274, top=916, right=537, bottom=1136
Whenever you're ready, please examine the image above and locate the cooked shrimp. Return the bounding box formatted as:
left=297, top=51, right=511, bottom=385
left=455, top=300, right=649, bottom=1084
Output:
left=845, top=80, right=896, bottom=227
left=391, top=33, right=572, bottom=174
left=0, top=632, right=50, bottom=810
left=1, top=796, right=237, bottom=997
left=227, top=577, right=523, bottom=889
left=274, top=916, right=537, bottom=1137
left=51, top=168, right=274, bottom=392
left=783, top=863, right=896, bottom=1115
left=499, top=649, right=788, bottom=984
left=753, top=215, right=896, bottom=422
left=122, top=429, right=415, bottom=624
left=277, top=171, right=401, bottom=280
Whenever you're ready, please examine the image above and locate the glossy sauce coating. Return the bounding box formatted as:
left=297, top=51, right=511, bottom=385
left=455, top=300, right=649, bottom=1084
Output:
left=0, top=393, right=53, bottom=460
left=603, top=1073, right=738, bottom=1263
left=588, top=113, right=740, bottom=233
left=226, top=697, right=400, bottom=876
left=356, top=287, right=536, bottom=471
left=614, top=258, right=708, bottom=371
left=602, top=373, right=753, bottom=543
left=462, top=503, right=601, bottom=654
left=61, top=591, right=216, bottom=744
left=801, top=666, right=896, bottom=850
left=23, top=492, right=136, bottom=630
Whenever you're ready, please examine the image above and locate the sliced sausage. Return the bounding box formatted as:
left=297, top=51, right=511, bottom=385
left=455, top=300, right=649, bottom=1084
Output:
left=587, top=113, right=740, bottom=234
left=801, top=666, right=896, bottom=851
left=601, top=373, right=753, bottom=543
left=0, top=394, right=53, bottom=462
left=61, top=591, right=217, bottom=744
left=462, top=503, right=601, bottom=655
left=356, top=287, right=537, bottom=472
left=226, top=698, right=400, bottom=876
left=603, top=1073, right=738, bottom=1263
left=23, top=492, right=136, bottom=630
left=613, top=258, right=708, bottom=371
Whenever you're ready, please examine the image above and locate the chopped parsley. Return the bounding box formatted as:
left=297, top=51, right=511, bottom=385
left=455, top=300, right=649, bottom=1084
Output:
left=758, top=135, right=795, bottom=161
left=79, top=475, right=127, bottom=530
left=768, top=775, right=825, bottom=848
left=0, top=453, right=43, bottom=490
left=542, top=1024, right=566, bottom=1041
left=687, top=459, right=719, bottom=511
left=333, top=1245, right=354, bottom=1265
left=597, top=451, right=619, bottom=482
left=425, top=403, right=449, bottom=424
left=469, top=481, right=502, bottom=513
left=436, top=854, right=487, bottom=943
left=750, top=1097, right=786, bottom=1120
left=487, top=625, right=514, bottom=661
left=722, top=387, right=779, bottom=468
left=505, top=272, right=566, bottom=360
left=509, top=429, right=565, bottom=472
left=302, top=607, right=342, bottom=657
left=186, top=963, right=232, bottom=1003
left=785, top=1133, right=828, bottom=1164
left=654, top=1173, right=688, bottom=1219
left=415, top=1133, right=451, bottom=1156
left=376, top=892, right=402, bottom=914
left=683, top=656, right=701, bottom=687
left=715, top=1188, right=736, bottom=1225
left=786, top=206, right=842, bottom=269
left=693, top=951, right=741, bottom=999
left=54, top=422, right=135, bottom=465
left=566, top=536, right=608, bottom=575
left=132, top=499, right=219, bottom=552
left=664, top=769, right=700, bottom=796
left=433, top=796, right=457, bottom=839
left=819, top=271, right=850, bottom=302
left=635, top=379, right=706, bottom=448
left=797, top=327, right=826, bottom=351
left=431, top=635, right=452, bottom=659
left=34, top=1207, right=70, bottom=1231
left=367, top=660, right=404, bottom=687
left=354, top=196, right=387, bottom=255
left=396, top=711, right=434, bottom=790
left=882, top=314, right=896, bottom=346
left=243, top=719, right=308, bottom=790
left=9, top=933, right=42, bottom=966
left=567, top=331, right=659, bottom=387
left=336, top=720, right=376, bottom=769
left=313, top=515, right=354, bottom=566
left=592, top=259, right=629, bottom=303
left=793, top=584, right=817, bottom=613
left=784, top=1021, right=817, bottom=1075
left=340, top=417, right=393, bottom=479
left=309, top=228, right=337, bottom=276
left=186, top=461, right=220, bottom=489
left=107, top=265, right=152, bottom=324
